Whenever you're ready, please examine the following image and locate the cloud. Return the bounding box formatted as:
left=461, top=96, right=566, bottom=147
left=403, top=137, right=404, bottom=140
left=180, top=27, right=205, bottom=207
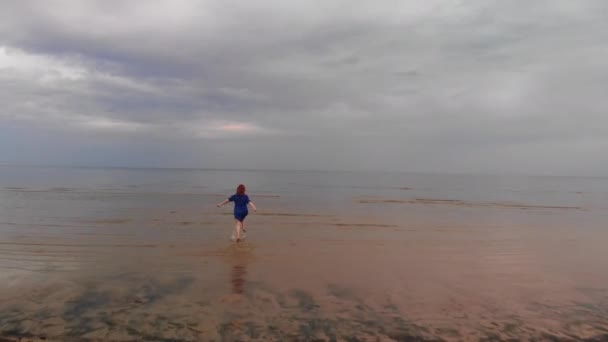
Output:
left=1, top=0, right=607, bottom=174
left=0, top=46, right=86, bottom=81
left=74, top=116, right=147, bottom=132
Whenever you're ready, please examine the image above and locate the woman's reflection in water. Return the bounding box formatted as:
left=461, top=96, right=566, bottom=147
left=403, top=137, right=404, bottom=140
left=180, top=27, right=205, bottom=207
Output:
left=231, top=263, right=247, bottom=294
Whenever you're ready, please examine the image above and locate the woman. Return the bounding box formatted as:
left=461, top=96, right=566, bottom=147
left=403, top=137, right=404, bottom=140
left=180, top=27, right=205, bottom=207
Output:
left=217, top=184, right=257, bottom=242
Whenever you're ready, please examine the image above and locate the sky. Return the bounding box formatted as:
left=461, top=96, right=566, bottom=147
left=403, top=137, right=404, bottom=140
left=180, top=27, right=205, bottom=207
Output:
left=1, top=1, right=607, bottom=175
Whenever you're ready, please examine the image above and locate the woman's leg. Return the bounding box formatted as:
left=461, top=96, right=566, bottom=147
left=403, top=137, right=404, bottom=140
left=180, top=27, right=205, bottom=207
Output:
left=235, top=220, right=242, bottom=241
left=242, top=220, right=246, bottom=232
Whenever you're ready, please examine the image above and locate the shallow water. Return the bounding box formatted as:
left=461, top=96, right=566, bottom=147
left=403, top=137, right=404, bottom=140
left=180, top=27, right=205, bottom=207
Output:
left=0, top=166, right=607, bottom=341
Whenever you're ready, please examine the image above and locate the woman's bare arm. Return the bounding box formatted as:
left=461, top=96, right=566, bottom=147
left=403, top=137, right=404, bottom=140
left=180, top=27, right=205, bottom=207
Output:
left=248, top=201, right=257, bottom=212
left=217, top=199, right=229, bottom=207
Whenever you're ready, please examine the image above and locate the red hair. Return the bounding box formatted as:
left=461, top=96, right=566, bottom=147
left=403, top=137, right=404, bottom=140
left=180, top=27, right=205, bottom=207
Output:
left=236, top=184, right=246, bottom=195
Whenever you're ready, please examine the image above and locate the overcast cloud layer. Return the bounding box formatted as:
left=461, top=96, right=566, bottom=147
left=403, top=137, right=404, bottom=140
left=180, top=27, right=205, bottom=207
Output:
left=1, top=1, right=607, bottom=175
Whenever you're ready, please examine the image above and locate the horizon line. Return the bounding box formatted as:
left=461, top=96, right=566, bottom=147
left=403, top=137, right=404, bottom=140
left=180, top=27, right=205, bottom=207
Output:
left=0, top=162, right=605, bottom=179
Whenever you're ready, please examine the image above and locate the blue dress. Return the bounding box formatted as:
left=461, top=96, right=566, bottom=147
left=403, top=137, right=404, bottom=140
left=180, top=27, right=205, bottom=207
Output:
left=229, top=194, right=250, bottom=221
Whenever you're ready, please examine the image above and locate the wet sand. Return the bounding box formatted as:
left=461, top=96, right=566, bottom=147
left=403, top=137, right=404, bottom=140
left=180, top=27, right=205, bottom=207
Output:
left=1, top=169, right=608, bottom=341
left=1, top=204, right=608, bottom=341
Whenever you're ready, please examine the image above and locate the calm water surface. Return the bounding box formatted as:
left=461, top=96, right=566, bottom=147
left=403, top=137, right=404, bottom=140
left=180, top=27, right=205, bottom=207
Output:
left=0, top=166, right=607, bottom=341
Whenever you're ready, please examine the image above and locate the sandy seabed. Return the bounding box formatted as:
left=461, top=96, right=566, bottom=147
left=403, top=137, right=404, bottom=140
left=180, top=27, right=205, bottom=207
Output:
left=1, top=191, right=608, bottom=341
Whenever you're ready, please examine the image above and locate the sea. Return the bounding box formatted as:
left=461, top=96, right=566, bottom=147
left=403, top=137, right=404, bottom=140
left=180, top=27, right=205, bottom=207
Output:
left=0, top=165, right=607, bottom=341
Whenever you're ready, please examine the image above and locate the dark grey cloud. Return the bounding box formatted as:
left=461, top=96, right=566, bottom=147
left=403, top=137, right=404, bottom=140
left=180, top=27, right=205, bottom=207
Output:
left=1, top=0, right=607, bottom=175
